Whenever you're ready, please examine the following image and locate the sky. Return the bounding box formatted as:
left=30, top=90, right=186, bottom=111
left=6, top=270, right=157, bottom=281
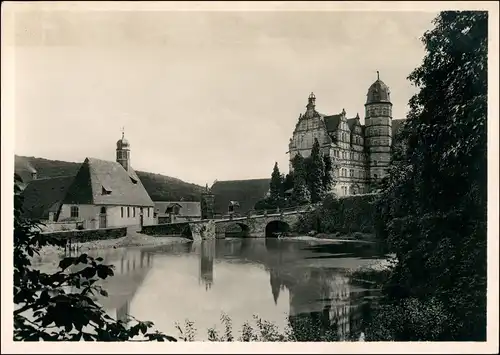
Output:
left=10, top=5, right=438, bottom=186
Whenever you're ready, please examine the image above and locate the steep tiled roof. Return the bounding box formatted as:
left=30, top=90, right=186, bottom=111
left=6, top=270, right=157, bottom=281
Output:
left=63, top=158, right=154, bottom=207
left=323, top=114, right=342, bottom=133
left=347, top=117, right=362, bottom=132
left=154, top=201, right=201, bottom=218
left=21, top=176, right=74, bottom=220
left=210, top=178, right=270, bottom=214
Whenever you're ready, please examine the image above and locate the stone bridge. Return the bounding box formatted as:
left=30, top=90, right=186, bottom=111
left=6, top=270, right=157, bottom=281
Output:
left=141, top=207, right=313, bottom=241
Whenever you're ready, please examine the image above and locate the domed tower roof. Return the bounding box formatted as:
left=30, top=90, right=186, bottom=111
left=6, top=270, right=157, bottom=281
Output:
left=116, top=130, right=130, bottom=149
left=366, top=71, right=391, bottom=105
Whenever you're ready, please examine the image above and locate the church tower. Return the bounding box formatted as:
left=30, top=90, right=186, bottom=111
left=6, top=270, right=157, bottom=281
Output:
left=116, top=129, right=131, bottom=171
left=364, top=71, right=393, bottom=186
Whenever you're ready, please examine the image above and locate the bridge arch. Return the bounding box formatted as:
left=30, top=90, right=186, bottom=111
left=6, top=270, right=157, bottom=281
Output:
left=265, top=220, right=290, bottom=238
left=224, top=222, right=250, bottom=238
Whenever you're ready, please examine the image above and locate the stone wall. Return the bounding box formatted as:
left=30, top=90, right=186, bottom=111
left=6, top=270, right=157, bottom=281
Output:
left=141, top=223, right=193, bottom=239
left=42, top=226, right=127, bottom=242
left=39, top=222, right=80, bottom=233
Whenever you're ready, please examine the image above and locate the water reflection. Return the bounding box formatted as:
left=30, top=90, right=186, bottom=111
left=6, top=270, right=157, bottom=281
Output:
left=79, top=248, right=156, bottom=323
left=200, top=240, right=215, bottom=290
left=60, top=238, right=384, bottom=341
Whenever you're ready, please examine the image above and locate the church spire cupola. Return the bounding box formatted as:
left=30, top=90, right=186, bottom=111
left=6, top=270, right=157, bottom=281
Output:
left=305, top=92, right=316, bottom=118
left=116, top=127, right=131, bottom=171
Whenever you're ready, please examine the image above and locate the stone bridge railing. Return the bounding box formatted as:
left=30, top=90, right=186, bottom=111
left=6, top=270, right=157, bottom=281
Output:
left=213, top=203, right=318, bottom=221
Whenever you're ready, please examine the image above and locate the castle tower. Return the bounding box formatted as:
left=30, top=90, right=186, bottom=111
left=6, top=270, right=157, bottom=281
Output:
left=305, top=92, right=316, bottom=118
left=364, top=71, right=392, bottom=185
left=116, top=128, right=131, bottom=171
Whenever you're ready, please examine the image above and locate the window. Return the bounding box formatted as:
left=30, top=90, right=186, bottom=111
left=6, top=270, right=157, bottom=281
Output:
left=147, top=208, right=150, bottom=217
left=100, top=206, right=106, bottom=214
left=127, top=207, right=130, bottom=218
left=121, top=207, right=124, bottom=218
left=133, top=208, right=136, bottom=218
left=349, top=169, right=354, bottom=177
left=70, top=206, right=79, bottom=218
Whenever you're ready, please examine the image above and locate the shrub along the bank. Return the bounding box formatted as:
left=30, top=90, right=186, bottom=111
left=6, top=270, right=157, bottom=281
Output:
left=294, top=194, right=378, bottom=236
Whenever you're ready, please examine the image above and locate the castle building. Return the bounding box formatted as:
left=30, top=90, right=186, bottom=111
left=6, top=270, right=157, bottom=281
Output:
left=287, top=73, right=405, bottom=196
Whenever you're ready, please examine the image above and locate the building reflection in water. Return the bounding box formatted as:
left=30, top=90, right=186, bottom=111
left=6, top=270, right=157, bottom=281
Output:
left=267, top=257, right=374, bottom=341
left=97, top=249, right=154, bottom=325
left=199, top=240, right=215, bottom=290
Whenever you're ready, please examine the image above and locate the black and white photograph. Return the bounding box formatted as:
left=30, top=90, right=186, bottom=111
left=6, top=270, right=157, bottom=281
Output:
left=1, top=1, right=498, bottom=353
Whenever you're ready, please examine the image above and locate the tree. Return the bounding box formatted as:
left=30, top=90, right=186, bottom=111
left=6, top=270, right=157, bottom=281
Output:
left=269, top=162, right=284, bottom=206
left=322, top=154, right=334, bottom=193
left=290, top=154, right=311, bottom=206
left=307, top=139, right=325, bottom=203
left=13, top=174, right=176, bottom=341
left=373, top=11, right=487, bottom=341
left=283, top=172, right=294, bottom=193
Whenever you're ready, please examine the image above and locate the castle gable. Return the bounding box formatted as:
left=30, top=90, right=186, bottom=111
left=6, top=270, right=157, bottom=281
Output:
left=323, top=114, right=341, bottom=133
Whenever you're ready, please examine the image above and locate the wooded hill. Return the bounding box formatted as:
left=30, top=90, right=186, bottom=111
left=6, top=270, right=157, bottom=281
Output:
left=15, top=155, right=206, bottom=202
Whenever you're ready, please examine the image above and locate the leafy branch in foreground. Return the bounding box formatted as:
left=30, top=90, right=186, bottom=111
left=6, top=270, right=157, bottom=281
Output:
left=13, top=173, right=176, bottom=342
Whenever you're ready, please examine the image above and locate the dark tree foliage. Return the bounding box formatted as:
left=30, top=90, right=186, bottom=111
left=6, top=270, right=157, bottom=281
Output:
left=322, top=154, right=334, bottom=193
left=290, top=153, right=311, bottom=205
left=254, top=163, right=286, bottom=211
left=269, top=162, right=285, bottom=204
left=373, top=11, right=487, bottom=341
left=307, top=139, right=325, bottom=203
left=283, top=172, right=294, bottom=193
left=13, top=174, right=176, bottom=342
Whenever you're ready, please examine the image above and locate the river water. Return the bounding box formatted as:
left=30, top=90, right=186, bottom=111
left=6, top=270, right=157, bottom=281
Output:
left=63, top=238, right=387, bottom=341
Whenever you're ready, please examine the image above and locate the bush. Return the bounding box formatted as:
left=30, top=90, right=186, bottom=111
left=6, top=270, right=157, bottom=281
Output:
left=294, top=194, right=377, bottom=235
left=176, top=313, right=346, bottom=342
left=365, top=298, right=451, bottom=341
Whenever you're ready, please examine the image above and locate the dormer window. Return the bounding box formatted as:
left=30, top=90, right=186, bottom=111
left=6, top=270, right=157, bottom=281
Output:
left=129, top=176, right=138, bottom=184
left=101, top=185, right=112, bottom=195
